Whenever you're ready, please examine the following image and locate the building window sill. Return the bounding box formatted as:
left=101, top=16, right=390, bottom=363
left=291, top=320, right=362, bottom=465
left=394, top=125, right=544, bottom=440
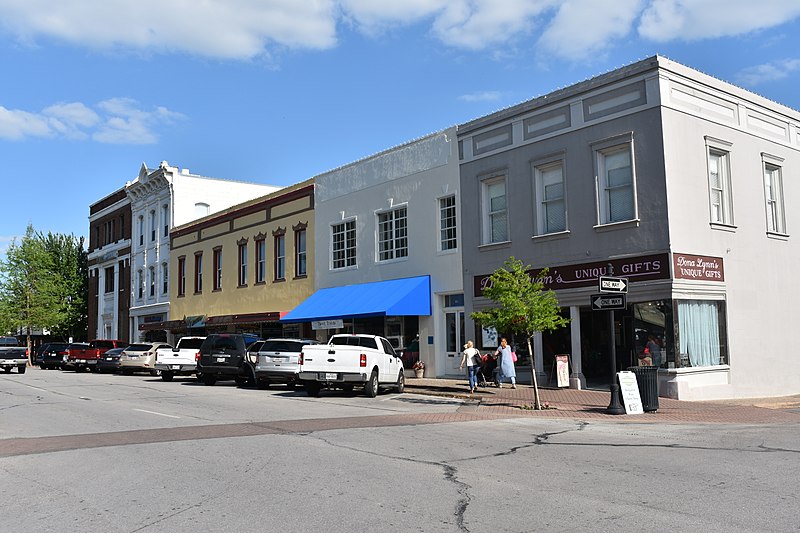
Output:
left=766, top=231, right=789, bottom=241
left=710, top=222, right=737, bottom=232
left=593, top=219, right=640, bottom=232
left=478, top=240, right=512, bottom=251
left=531, top=230, right=570, bottom=242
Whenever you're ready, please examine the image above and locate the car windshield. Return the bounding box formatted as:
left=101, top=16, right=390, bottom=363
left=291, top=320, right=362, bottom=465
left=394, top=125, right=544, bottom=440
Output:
left=177, top=338, right=205, bottom=349
left=126, top=344, right=153, bottom=351
left=260, top=340, right=306, bottom=352
left=47, top=344, right=69, bottom=351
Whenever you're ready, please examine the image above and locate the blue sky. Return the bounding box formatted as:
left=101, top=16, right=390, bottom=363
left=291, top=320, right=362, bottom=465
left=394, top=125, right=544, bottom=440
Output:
left=2, top=0, right=800, bottom=256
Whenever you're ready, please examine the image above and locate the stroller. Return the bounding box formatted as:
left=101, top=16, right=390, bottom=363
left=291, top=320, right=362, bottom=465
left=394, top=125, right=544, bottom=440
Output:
left=475, top=353, right=498, bottom=388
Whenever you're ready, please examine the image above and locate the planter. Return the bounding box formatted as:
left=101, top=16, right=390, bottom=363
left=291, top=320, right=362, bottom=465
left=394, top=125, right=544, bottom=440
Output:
left=414, top=369, right=424, bottom=378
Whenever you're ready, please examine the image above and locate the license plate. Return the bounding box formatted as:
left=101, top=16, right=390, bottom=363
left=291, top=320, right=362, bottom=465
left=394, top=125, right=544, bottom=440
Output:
left=216, top=357, right=226, bottom=363
left=172, top=365, right=180, bottom=370
left=323, top=373, right=337, bottom=380
left=106, top=357, right=113, bottom=360
left=78, top=359, right=86, bottom=363
left=271, top=357, right=283, bottom=362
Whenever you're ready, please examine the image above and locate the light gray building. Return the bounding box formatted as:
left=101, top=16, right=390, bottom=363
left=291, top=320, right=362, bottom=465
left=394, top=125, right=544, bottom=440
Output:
left=458, top=56, right=798, bottom=400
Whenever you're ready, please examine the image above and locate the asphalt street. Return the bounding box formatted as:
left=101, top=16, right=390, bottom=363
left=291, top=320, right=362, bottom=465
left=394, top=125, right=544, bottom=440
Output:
left=2, top=369, right=798, bottom=532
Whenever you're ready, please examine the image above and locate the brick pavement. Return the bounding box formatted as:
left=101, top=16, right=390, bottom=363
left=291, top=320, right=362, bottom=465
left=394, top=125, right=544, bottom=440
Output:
left=405, top=377, right=800, bottom=425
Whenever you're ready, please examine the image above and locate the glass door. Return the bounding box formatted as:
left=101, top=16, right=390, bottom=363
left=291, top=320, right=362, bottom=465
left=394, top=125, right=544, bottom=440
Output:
left=445, top=310, right=465, bottom=373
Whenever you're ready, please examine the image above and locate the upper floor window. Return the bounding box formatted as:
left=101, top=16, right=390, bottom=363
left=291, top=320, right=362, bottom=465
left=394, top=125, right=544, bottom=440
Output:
left=534, top=160, right=566, bottom=234
left=177, top=257, right=186, bottom=297
left=482, top=176, right=508, bottom=244
left=213, top=248, right=223, bottom=291
left=274, top=233, right=286, bottom=280
left=332, top=220, right=356, bottom=270
left=162, top=204, right=170, bottom=237
left=439, top=195, right=457, bottom=251
left=162, top=263, right=169, bottom=295
left=148, top=266, right=155, bottom=297
left=762, top=155, right=786, bottom=235
left=104, top=266, right=115, bottom=293
left=706, top=137, right=734, bottom=226
left=238, top=241, right=248, bottom=287
left=138, top=216, right=144, bottom=246
left=295, top=227, right=307, bottom=277
left=595, top=139, right=635, bottom=224
left=255, top=237, right=266, bottom=284
left=149, top=210, right=156, bottom=242
left=194, top=253, right=203, bottom=293
left=137, top=269, right=144, bottom=299
left=377, top=206, right=408, bottom=261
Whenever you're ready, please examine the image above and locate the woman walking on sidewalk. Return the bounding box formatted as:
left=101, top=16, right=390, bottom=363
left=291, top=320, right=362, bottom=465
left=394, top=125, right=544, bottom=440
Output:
left=460, top=340, right=480, bottom=394
left=494, top=337, right=517, bottom=389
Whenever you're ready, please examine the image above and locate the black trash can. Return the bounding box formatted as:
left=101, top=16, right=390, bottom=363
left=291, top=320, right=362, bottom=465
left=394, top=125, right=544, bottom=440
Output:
left=627, top=366, right=659, bottom=412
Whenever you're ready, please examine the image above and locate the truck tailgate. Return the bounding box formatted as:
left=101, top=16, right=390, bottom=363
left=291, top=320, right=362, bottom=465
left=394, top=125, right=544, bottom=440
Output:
left=301, top=346, right=363, bottom=375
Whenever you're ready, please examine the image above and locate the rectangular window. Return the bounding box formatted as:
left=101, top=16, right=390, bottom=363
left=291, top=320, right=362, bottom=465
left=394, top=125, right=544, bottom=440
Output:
left=439, top=195, right=457, bottom=251
left=677, top=300, right=727, bottom=367
left=138, top=216, right=144, bottom=246
left=764, top=162, right=786, bottom=234
left=482, top=176, right=508, bottom=243
left=162, top=205, right=170, bottom=237
left=274, top=235, right=285, bottom=280
left=149, top=266, right=155, bottom=297
left=255, top=239, right=266, bottom=283
left=213, top=248, right=222, bottom=291
left=194, top=253, right=203, bottom=293
left=177, top=257, right=186, bottom=296
left=706, top=139, right=734, bottom=226
left=238, top=243, right=248, bottom=286
left=332, top=220, right=357, bottom=269
left=597, top=144, right=635, bottom=224
left=162, top=263, right=168, bottom=295
left=150, top=210, right=156, bottom=242
left=137, top=270, right=144, bottom=299
left=534, top=161, right=566, bottom=234
left=377, top=206, right=408, bottom=261
left=295, top=229, right=307, bottom=277
left=104, top=266, right=115, bottom=293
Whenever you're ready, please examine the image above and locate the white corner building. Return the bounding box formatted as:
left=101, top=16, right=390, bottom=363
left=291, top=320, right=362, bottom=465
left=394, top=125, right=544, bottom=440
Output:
left=126, top=161, right=282, bottom=342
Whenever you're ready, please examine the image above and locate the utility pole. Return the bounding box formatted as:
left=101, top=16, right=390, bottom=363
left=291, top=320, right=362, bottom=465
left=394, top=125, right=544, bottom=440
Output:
left=606, top=263, right=625, bottom=414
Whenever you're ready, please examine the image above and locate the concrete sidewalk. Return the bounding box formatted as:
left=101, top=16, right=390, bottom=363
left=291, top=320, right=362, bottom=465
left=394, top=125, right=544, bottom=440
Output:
left=404, top=377, right=800, bottom=424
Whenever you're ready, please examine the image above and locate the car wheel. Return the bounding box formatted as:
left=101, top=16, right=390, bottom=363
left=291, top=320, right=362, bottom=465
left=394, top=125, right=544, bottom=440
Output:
left=161, top=371, right=174, bottom=382
left=195, top=371, right=204, bottom=381
left=304, top=382, right=321, bottom=397
left=18, top=365, right=27, bottom=374
left=396, top=371, right=405, bottom=394
left=203, top=374, right=217, bottom=386
left=76, top=366, right=86, bottom=373
left=364, top=370, right=379, bottom=398
left=41, top=364, right=48, bottom=370
left=256, top=379, right=270, bottom=390
left=3, top=367, right=11, bottom=373
left=90, top=366, right=99, bottom=373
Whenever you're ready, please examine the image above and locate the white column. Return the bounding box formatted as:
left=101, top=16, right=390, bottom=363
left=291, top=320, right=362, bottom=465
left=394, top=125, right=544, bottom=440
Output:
left=569, top=305, right=586, bottom=389
left=112, top=262, right=119, bottom=339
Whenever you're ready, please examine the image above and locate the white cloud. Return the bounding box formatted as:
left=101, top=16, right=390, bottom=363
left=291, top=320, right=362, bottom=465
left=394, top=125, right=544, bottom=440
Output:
left=1, top=0, right=800, bottom=61
left=0, top=98, right=184, bottom=144
left=0, top=0, right=338, bottom=59
left=736, top=58, right=800, bottom=86
left=639, top=0, right=800, bottom=41
left=458, top=91, right=503, bottom=103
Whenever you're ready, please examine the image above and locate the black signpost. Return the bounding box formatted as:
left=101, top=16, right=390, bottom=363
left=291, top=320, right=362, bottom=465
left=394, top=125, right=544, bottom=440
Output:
left=595, top=271, right=628, bottom=415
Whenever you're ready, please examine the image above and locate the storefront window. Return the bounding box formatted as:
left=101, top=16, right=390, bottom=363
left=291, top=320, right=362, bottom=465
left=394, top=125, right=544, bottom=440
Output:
left=631, top=301, right=670, bottom=368
left=676, top=300, right=727, bottom=367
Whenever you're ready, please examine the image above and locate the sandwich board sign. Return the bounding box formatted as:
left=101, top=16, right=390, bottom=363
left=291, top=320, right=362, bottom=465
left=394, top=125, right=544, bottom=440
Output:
left=617, top=371, right=644, bottom=414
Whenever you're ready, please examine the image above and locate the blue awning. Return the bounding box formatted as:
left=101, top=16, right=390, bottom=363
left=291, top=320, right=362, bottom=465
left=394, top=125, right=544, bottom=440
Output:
left=281, top=275, right=431, bottom=323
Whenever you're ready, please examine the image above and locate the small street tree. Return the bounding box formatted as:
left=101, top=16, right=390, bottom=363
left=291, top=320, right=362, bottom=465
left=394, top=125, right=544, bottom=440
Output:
left=0, top=225, right=68, bottom=363
left=471, top=256, right=569, bottom=410
left=38, top=231, right=88, bottom=341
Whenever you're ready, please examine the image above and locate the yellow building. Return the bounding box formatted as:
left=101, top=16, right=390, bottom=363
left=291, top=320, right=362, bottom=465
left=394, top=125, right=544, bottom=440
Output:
left=165, top=179, right=315, bottom=339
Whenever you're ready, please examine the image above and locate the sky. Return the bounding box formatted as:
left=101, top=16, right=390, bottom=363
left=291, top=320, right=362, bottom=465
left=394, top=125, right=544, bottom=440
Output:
left=2, top=0, right=800, bottom=256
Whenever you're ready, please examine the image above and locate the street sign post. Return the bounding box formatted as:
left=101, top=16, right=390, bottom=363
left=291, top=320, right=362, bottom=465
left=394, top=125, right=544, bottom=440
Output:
left=599, top=276, right=628, bottom=293
left=591, top=294, right=627, bottom=310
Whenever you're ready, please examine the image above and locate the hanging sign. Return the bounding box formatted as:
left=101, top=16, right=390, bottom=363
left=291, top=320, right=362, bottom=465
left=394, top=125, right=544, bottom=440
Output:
left=312, top=319, right=343, bottom=330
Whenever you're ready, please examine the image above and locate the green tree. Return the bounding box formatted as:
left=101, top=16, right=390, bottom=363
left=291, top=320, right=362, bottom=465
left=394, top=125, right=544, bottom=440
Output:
left=37, top=231, right=88, bottom=341
left=471, top=257, right=569, bottom=409
left=0, top=225, right=68, bottom=362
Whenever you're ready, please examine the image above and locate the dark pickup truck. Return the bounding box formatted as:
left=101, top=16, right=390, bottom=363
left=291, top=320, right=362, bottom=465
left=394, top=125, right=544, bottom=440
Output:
left=0, top=336, right=28, bottom=374
left=67, top=339, right=129, bottom=372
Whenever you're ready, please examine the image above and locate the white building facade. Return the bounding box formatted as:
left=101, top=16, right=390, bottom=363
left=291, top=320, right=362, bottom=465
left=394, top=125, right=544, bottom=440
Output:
left=126, top=162, right=281, bottom=342
left=283, top=129, right=464, bottom=377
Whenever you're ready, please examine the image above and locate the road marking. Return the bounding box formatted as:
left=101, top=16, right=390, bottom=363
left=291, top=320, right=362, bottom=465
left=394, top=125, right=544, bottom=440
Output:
left=133, top=409, right=180, bottom=419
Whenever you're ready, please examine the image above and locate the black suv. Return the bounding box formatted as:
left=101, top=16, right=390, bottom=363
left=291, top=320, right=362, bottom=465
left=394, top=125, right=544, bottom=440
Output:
left=197, top=334, right=260, bottom=386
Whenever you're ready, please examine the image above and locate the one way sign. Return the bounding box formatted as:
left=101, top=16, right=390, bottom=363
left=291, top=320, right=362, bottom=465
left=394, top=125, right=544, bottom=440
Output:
left=591, top=294, right=627, bottom=310
left=599, top=276, right=628, bottom=293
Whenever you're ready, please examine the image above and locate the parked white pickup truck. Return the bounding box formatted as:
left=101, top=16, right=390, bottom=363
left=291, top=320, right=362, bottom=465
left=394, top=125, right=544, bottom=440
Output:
left=154, top=336, right=206, bottom=381
left=297, top=334, right=405, bottom=397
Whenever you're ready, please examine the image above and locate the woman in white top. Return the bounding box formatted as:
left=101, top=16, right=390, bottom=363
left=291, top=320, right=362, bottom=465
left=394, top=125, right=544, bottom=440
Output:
left=460, top=340, right=480, bottom=394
